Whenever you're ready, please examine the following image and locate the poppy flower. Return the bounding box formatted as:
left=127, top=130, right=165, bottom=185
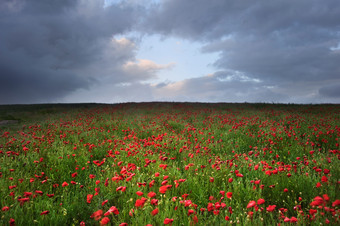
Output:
left=148, top=192, right=156, bottom=198
left=188, top=209, right=195, bottom=216
left=102, top=200, right=108, bottom=206
left=104, top=206, right=119, bottom=216
left=332, top=199, right=340, bottom=207
left=310, top=196, right=324, bottom=206
left=266, top=205, right=276, bottom=212
left=151, top=199, right=158, bottom=206
left=225, top=216, right=230, bottom=221
left=100, top=217, right=110, bottom=225
left=159, top=185, right=172, bottom=194
left=87, top=194, right=93, bottom=203
left=247, top=200, right=256, bottom=208
left=290, top=217, right=298, bottom=223
left=116, top=186, right=126, bottom=192
left=90, top=209, right=103, bottom=221
left=151, top=208, right=159, bottom=216
left=257, top=198, right=265, bottom=205
left=62, top=182, right=69, bottom=187
left=9, top=218, right=15, bottom=226
left=40, top=210, right=50, bottom=215
left=226, top=192, right=232, bottom=199
left=2, top=206, right=10, bottom=211
left=321, top=176, right=328, bottom=183
left=164, top=218, right=174, bottom=225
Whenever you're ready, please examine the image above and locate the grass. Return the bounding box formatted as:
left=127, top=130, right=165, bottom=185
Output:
left=0, top=102, right=339, bottom=225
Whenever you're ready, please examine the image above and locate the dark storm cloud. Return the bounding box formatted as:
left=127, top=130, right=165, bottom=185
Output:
left=0, top=0, right=143, bottom=104
left=144, top=0, right=340, bottom=103
left=319, top=84, right=340, bottom=98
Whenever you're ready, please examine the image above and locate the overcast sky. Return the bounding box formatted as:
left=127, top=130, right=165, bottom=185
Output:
left=1, top=0, right=340, bottom=104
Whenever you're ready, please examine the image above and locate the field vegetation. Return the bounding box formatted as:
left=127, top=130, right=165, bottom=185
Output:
left=0, top=103, right=339, bottom=225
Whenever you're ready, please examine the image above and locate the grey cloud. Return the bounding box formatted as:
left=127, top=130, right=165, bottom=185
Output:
left=319, top=84, right=340, bottom=98
left=144, top=0, right=340, bottom=103
left=153, top=72, right=289, bottom=103
left=0, top=0, right=144, bottom=104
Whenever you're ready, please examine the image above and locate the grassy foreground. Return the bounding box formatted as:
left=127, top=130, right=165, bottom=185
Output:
left=0, top=102, right=339, bottom=225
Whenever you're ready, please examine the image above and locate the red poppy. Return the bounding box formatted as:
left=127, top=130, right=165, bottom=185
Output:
left=100, top=217, right=110, bottom=225
left=40, top=210, right=50, bottom=215
left=321, top=176, right=328, bottom=183
left=247, top=200, right=256, bottom=208
left=266, top=205, right=276, bottom=212
left=2, top=206, right=10, bottom=211
left=90, top=209, right=103, bottom=221
left=151, top=208, right=159, bottom=216
left=87, top=194, right=93, bottom=203
left=116, top=186, right=126, bottom=192
left=9, top=218, right=15, bottom=226
left=310, top=196, right=323, bottom=206
left=332, top=199, right=340, bottom=207
left=148, top=192, right=156, bottom=198
left=257, top=198, right=265, bottom=205
left=104, top=206, right=119, bottom=216
left=188, top=209, right=195, bottom=216
left=159, top=185, right=172, bottom=194
left=226, top=192, right=232, bottom=199
left=102, top=200, right=108, bottom=206
left=151, top=199, right=158, bottom=206
left=290, top=217, right=298, bottom=223
left=164, top=218, right=174, bottom=225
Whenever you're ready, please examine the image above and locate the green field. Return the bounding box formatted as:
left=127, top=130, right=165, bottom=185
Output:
left=0, top=103, right=339, bottom=225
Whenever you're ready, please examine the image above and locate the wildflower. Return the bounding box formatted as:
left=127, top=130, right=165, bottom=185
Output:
left=226, top=192, right=232, bottom=199
left=104, top=206, right=119, bottom=216
left=100, top=217, right=110, bottom=225
left=90, top=209, right=103, bottom=221
left=164, top=218, right=173, bottom=225
left=40, top=210, right=50, bottom=215
left=247, top=200, right=256, bottom=208
left=266, top=205, right=276, bottom=212
left=151, top=208, right=159, bottom=216
left=2, top=206, right=10, bottom=211
left=87, top=194, right=93, bottom=203
left=9, top=218, right=15, bottom=226
left=102, top=200, right=108, bottom=206
left=148, top=192, right=156, bottom=198
left=257, top=198, right=265, bottom=205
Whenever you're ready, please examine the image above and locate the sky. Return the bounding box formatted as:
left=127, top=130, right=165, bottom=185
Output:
left=1, top=0, right=340, bottom=104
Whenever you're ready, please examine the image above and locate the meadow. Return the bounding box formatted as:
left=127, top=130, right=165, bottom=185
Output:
left=0, top=102, right=339, bottom=225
